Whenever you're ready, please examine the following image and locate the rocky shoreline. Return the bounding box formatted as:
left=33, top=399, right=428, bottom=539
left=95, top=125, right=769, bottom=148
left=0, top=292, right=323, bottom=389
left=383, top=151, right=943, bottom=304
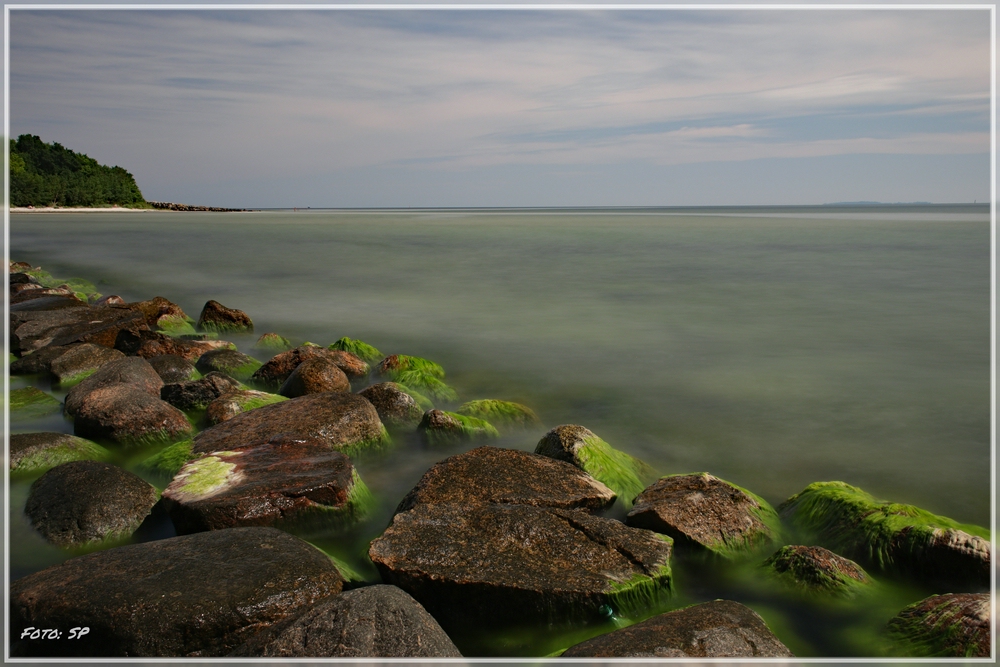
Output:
left=7, top=260, right=993, bottom=658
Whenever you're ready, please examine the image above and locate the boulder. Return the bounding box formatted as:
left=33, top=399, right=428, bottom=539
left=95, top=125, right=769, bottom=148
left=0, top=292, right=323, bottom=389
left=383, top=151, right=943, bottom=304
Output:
left=73, top=385, right=194, bottom=448
left=9, top=294, right=87, bottom=312
left=10, top=304, right=146, bottom=355
left=418, top=409, right=498, bottom=445
left=457, top=399, right=541, bottom=430
left=279, top=357, right=351, bottom=397
left=762, top=545, right=873, bottom=598
left=93, top=294, right=127, bottom=307
left=324, top=349, right=370, bottom=379
left=358, top=382, right=424, bottom=430
left=163, top=434, right=373, bottom=534
left=560, top=600, right=793, bottom=658
left=9, top=271, right=40, bottom=285
left=160, top=372, right=244, bottom=412
left=197, top=300, right=253, bottom=334
left=10, top=343, right=82, bottom=375
left=126, top=296, right=192, bottom=333
left=535, top=425, right=658, bottom=510
left=9, top=527, right=343, bottom=657
left=254, top=332, right=292, bottom=351
left=10, top=432, right=111, bottom=475
left=24, top=461, right=158, bottom=548
left=886, top=593, right=989, bottom=657
left=206, top=389, right=288, bottom=424
left=191, top=391, right=388, bottom=457
left=369, top=503, right=673, bottom=631
left=252, top=345, right=365, bottom=389
left=395, top=446, right=616, bottom=514
left=194, top=348, right=262, bottom=381
left=49, top=343, right=126, bottom=387
left=329, top=336, right=382, bottom=363
left=114, top=328, right=234, bottom=360
left=371, top=354, right=458, bottom=402
left=147, top=353, right=200, bottom=383
left=778, top=481, right=990, bottom=590
left=10, top=286, right=80, bottom=305
left=10, top=387, right=62, bottom=420
left=229, top=585, right=461, bottom=658
left=626, top=473, right=781, bottom=559
left=64, top=357, right=163, bottom=417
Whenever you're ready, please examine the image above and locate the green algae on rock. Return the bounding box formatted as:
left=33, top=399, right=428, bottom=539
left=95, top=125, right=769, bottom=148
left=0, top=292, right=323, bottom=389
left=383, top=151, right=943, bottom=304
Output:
left=194, top=348, right=263, bottom=382
left=762, top=545, right=873, bottom=598
left=886, top=593, right=990, bottom=658
left=418, top=409, right=499, bottom=445
left=330, top=336, right=382, bottom=363
left=254, top=332, right=293, bottom=351
left=456, top=399, right=541, bottom=430
left=392, top=370, right=458, bottom=402
left=205, top=389, right=288, bottom=425
left=534, top=425, right=657, bottom=510
left=778, top=481, right=990, bottom=589
left=374, top=354, right=445, bottom=379
left=10, top=432, right=112, bottom=476
left=136, top=438, right=194, bottom=479
left=626, top=473, right=782, bottom=560
left=10, top=387, right=63, bottom=420
left=196, top=300, right=254, bottom=334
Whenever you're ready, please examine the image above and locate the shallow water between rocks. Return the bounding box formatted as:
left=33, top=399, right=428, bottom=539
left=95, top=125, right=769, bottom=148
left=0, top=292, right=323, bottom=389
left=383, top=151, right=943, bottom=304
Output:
left=7, top=205, right=992, bottom=657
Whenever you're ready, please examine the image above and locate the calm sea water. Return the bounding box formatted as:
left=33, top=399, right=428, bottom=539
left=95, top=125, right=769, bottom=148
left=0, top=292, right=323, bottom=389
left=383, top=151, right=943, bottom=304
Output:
left=7, top=206, right=992, bottom=656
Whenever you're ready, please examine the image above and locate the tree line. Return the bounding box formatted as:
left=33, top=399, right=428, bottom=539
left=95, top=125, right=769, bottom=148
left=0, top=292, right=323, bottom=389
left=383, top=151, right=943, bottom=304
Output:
left=10, top=134, right=148, bottom=208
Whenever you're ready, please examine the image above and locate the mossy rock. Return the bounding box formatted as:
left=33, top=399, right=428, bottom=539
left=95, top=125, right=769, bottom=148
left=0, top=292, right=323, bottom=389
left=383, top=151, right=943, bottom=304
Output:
left=254, top=333, right=293, bottom=351
left=535, top=425, right=658, bottom=510
left=36, top=275, right=101, bottom=300
left=156, top=315, right=198, bottom=337
left=375, top=354, right=445, bottom=379
left=418, top=410, right=499, bottom=446
left=762, top=545, right=874, bottom=599
left=393, top=371, right=458, bottom=403
left=456, top=399, right=540, bottom=430
left=194, top=349, right=263, bottom=382
left=779, top=481, right=990, bottom=589
left=330, top=337, right=382, bottom=363
left=206, top=390, right=289, bottom=425
left=394, top=384, right=435, bottom=411
left=10, top=432, right=112, bottom=476
left=886, top=593, right=990, bottom=657
left=10, top=387, right=63, bottom=420
left=136, top=439, right=195, bottom=479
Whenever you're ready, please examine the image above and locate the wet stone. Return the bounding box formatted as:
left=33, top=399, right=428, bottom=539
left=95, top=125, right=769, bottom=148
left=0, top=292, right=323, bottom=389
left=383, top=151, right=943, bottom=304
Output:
left=49, top=343, right=126, bottom=387
left=64, top=357, right=163, bottom=418
left=11, top=344, right=83, bottom=376
left=114, top=328, right=234, bottom=360
left=24, top=460, right=158, bottom=548
left=10, top=387, right=63, bottom=420
left=395, top=446, right=616, bottom=514
left=205, top=389, right=288, bottom=424
left=279, top=357, right=351, bottom=397
left=147, top=354, right=199, bottom=383
left=886, top=593, right=990, bottom=657
left=359, top=382, right=426, bottom=430
left=194, top=348, right=262, bottom=382
left=10, top=432, right=111, bottom=475
left=253, top=345, right=351, bottom=390
left=197, top=299, right=254, bottom=334
left=11, top=304, right=145, bottom=355
left=73, top=385, right=194, bottom=448
left=418, top=409, right=499, bottom=445
left=161, top=372, right=244, bottom=412
left=561, top=600, right=794, bottom=658
left=254, top=332, right=292, bottom=351
left=762, top=545, right=873, bottom=597
left=9, top=527, right=343, bottom=657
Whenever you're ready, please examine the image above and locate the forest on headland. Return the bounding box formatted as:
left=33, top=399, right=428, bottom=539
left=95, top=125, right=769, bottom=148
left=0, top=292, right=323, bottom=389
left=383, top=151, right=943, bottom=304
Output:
left=9, top=134, right=148, bottom=208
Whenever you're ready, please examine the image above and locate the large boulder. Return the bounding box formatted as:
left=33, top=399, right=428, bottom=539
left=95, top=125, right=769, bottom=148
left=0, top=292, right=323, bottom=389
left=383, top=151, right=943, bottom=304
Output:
left=10, top=304, right=146, bottom=355
left=125, top=296, right=193, bottom=334
left=194, top=348, right=262, bottom=382
left=205, top=389, right=288, bottom=424
left=9, top=527, right=343, bottom=657
left=147, top=353, right=199, bottom=383
left=10, top=432, right=111, bottom=475
left=252, top=345, right=364, bottom=389
left=114, top=328, right=234, bottom=360
left=395, top=446, right=615, bottom=514
left=358, top=382, right=424, bottom=430
left=560, top=600, right=793, bottom=658
left=24, top=461, right=158, bottom=548
left=886, top=593, right=990, bottom=657
left=279, top=357, right=351, bottom=397
left=778, top=481, right=990, bottom=590
left=762, top=545, right=873, bottom=598
left=418, top=409, right=498, bottom=445
left=197, top=300, right=253, bottom=334
left=229, top=585, right=461, bottom=658
left=162, top=434, right=373, bottom=534
left=11, top=343, right=82, bottom=375
left=191, top=391, right=388, bottom=457
left=160, top=372, right=244, bottom=412
left=535, top=425, right=657, bottom=510
left=369, top=503, right=673, bottom=631
left=72, top=385, right=194, bottom=448
left=64, top=356, right=163, bottom=417
left=49, top=343, right=126, bottom=387
left=626, top=473, right=781, bottom=559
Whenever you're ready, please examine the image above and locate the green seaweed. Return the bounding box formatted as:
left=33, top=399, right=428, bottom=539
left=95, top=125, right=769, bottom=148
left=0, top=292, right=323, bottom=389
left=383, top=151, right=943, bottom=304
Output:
left=157, top=315, right=198, bottom=337
left=254, top=333, right=293, bottom=351
left=338, top=424, right=392, bottom=459
left=330, top=337, right=382, bottom=363
left=204, top=357, right=262, bottom=382
left=779, top=481, right=990, bottom=573
left=136, top=439, right=195, bottom=479
left=173, top=453, right=238, bottom=498
left=393, top=370, right=458, bottom=402
left=10, top=387, right=62, bottom=420
left=395, top=384, right=435, bottom=411
left=457, top=399, right=540, bottom=429
left=604, top=560, right=674, bottom=620
left=380, top=354, right=445, bottom=379
left=55, top=367, right=99, bottom=389
left=886, top=595, right=988, bottom=657
left=576, top=435, right=659, bottom=510
left=423, top=411, right=499, bottom=446
left=11, top=439, right=112, bottom=476
left=327, top=553, right=366, bottom=584
left=235, top=392, right=288, bottom=413
left=761, top=545, right=874, bottom=599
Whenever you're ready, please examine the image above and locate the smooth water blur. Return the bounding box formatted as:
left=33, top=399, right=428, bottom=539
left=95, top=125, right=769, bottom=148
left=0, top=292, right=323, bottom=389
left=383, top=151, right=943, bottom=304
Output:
left=7, top=206, right=992, bottom=655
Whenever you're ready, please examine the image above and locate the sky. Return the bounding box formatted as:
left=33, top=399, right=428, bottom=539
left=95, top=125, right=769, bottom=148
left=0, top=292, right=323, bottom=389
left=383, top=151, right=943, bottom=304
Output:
left=6, top=4, right=993, bottom=208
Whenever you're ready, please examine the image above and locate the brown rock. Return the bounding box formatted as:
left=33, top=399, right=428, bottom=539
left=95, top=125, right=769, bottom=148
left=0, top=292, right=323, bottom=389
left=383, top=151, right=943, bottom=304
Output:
left=73, top=385, right=194, bottom=448
left=10, top=432, right=110, bottom=474
left=93, top=295, right=127, bottom=307
left=114, top=328, right=234, bottom=360
left=359, top=382, right=424, bottom=430
left=324, top=349, right=370, bottom=379
left=10, top=343, right=83, bottom=375
left=205, top=389, right=287, bottom=424
left=252, top=345, right=356, bottom=389
left=49, top=343, right=126, bottom=386
left=279, top=357, right=350, bottom=397
left=126, top=296, right=189, bottom=328
left=147, top=354, right=199, bottom=383
left=161, top=372, right=244, bottom=412
left=762, top=545, right=873, bottom=597
left=561, top=600, right=794, bottom=658
left=11, top=304, right=146, bottom=355
left=197, top=299, right=253, bottom=333
left=64, top=356, right=164, bottom=417
left=887, top=593, right=990, bottom=657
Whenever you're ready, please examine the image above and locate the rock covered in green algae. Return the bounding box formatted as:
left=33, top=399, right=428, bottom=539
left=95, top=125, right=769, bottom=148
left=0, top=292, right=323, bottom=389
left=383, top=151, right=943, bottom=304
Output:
left=371, top=354, right=458, bottom=402
left=560, top=600, right=793, bottom=658
left=137, top=438, right=195, bottom=479
left=196, top=299, right=254, bottom=334
left=206, top=389, right=288, bottom=425
left=125, top=296, right=194, bottom=335
left=229, top=584, right=462, bottom=658
left=626, top=473, right=781, bottom=559
left=72, top=384, right=195, bottom=448
left=10, top=387, right=62, bottom=420
left=369, top=503, right=673, bottom=632
left=886, top=593, right=990, bottom=657
left=194, top=348, right=262, bottom=381
left=329, top=336, right=382, bottom=363
left=252, top=345, right=365, bottom=389
left=160, top=372, right=244, bottom=412
left=9, top=527, right=343, bottom=657
left=163, top=434, right=374, bottom=535
left=48, top=343, right=126, bottom=386
left=456, top=399, right=541, bottom=430
left=191, top=391, right=389, bottom=458
left=10, top=432, right=111, bottom=475
left=535, top=424, right=658, bottom=510
left=114, top=328, right=235, bottom=360
left=762, top=545, right=873, bottom=598
left=394, top=446, right=616, bottom=515
left=64, top=356, right=164, bottom=417
left=418, top=409, right=499, bottom=445
left=358, top=382, right=424, bottom=430
left=147, top=353, right=200, bottom=383
left=254, top=332, right=292, bottom=351
left=24, top=460, right=158, bottom=548
left=778, top=481, right=990, bottom=590
left=279, top=357, right=351, bottom=397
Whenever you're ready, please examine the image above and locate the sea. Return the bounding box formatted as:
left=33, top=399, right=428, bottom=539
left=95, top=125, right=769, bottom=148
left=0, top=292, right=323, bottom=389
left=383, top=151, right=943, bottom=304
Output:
left=6, top=205, right=993, bottom=657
